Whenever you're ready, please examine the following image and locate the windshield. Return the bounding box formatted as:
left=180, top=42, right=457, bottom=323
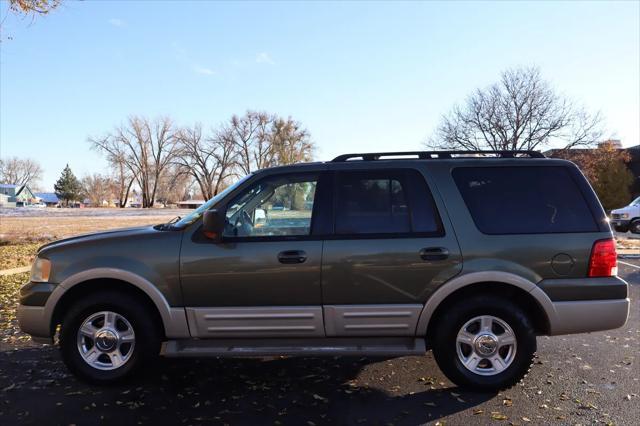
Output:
left=171, top=174, right=253, bottom=229
left=632, top=197, right=640, bottom=206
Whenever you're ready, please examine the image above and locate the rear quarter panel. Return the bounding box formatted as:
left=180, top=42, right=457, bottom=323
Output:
left=426, top=160, right=612, bottom=282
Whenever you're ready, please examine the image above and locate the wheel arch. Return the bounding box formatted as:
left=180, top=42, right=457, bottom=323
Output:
left=46, top=268, right=189, bottom=339
left=416, top=271, right=554, bottom=340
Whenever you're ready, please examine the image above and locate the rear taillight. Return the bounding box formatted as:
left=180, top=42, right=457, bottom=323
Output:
left=588, top=238, right=618, bottom=277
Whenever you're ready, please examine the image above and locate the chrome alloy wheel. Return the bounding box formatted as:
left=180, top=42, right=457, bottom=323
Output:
left=76, top=311, right=135, bottom=371
left=456, top=315, right=517, bottom=376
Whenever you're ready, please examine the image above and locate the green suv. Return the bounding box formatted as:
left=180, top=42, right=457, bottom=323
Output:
left=17, top=151, right=629, bottom=389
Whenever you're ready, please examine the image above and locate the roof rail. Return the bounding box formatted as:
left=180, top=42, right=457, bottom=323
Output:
left=331, top=150, right=546, bottom=162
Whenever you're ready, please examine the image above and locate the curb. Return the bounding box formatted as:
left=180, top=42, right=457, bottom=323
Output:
left=0, top=266, right=30, bottom=276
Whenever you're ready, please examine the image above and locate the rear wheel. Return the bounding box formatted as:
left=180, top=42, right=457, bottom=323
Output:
left=59, top=290, right=161, bottom=384
left=431, top=296, right=536, bottom=390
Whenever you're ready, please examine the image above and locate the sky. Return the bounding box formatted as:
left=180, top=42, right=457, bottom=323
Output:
left=1, top=0, right=639, bottom=191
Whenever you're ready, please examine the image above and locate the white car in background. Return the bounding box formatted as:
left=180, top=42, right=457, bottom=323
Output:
left=610, top=197, right=640, bottom=234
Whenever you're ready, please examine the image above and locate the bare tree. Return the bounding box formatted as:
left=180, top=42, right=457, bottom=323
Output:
left=111, top=155, right=136, bottom=208
left=428, top=67, right=603, bottom=151
left=155, top=166, right=193, bottom=206
left=174, top=123, right=236, bottom=201
left=226, top=111, right=275, bottom=174
left=222, top=110, right=315, bottom=175
left=81, top=174, right=114, bottom=207
left=0, top=156, right=43, bottom=187
left=271, top=117, right=314, bottom=164
left=89, top=116, right=178, bottom=208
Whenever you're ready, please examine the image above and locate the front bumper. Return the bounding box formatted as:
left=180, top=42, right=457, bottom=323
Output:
left=17, top=280, right=56, bottom=344
left=610, top=218, right=630, bottom=228
left=17, top=304, right=53, bottom=343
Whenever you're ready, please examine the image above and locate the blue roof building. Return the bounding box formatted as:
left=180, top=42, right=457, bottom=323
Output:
left=35, top=192, right=60, bottom=206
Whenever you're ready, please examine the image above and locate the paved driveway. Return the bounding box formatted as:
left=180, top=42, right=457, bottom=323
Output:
left=1, top=262, right=638, bottom=425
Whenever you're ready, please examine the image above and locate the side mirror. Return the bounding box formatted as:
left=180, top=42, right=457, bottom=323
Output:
left=203, top=209, right=225, bottom=241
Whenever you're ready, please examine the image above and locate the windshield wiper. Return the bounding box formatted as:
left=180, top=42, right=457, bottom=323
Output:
left=157, top=216, right=182, bottom=231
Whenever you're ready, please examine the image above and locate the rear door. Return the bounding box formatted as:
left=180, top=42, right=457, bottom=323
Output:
left=321, top=167, right=462, bottom=336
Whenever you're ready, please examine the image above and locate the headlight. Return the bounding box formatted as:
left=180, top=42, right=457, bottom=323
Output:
left=620, top=213, right=629, bottom=219
left=30, top=258, right=51, bottom=283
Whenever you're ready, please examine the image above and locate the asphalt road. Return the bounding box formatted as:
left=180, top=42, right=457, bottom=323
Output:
left=0, top=262, right=638, bottom=426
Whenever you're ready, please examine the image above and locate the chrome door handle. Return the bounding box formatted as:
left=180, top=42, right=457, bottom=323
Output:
left=277, top=250, right=307, bottom=264
left=419, top=247, right=449, bottom=261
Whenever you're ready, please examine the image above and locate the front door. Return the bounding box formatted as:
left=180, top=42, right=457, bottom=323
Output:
left=180, top=171, right=326, bottom=338
left=321, top=167, right=462, bottom=336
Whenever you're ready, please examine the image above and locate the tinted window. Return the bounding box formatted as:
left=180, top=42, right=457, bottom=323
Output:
left=334, top=170, right=441, bottom=235
left=224, top=174, right=317, bottom=238
left=453, top=166, right=598, bottom=234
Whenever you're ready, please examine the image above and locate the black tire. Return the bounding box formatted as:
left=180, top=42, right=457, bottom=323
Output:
left=59, top=290, right=162, bottom=384
left=613, top=224, right=629, bottom=233
left=431, top=296, right=536, bottom=391
left=630, top=219, right=640, bottom=234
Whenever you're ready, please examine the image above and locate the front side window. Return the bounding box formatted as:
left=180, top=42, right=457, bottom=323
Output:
left=223, top=173, right=318, bottom=238
left=172, top=174, right=253, bottom=229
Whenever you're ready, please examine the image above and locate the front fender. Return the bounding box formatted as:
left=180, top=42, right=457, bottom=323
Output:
left=43, top=268, right=189, bottom=339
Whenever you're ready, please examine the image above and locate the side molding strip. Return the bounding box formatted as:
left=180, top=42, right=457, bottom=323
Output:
left=186, top=306, right=324, bottom=338
left=324, top=305, right=422, bottom=336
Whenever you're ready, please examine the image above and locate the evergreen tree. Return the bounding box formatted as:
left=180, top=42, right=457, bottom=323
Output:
left=54, top=164, right=82, bottom=206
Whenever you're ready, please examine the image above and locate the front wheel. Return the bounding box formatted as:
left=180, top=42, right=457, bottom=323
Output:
left=613, top=224, right=629, bottom=233
left=630, top=219, right=640, bottom=234
left=431, top=296, right=536, bottom=390
left=59, top=291, right=161, bottom=384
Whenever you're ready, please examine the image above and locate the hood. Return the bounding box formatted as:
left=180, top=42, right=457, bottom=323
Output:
left=611, top=204, right=638, bottom=215
left=38, top=225, right=160, bottom=254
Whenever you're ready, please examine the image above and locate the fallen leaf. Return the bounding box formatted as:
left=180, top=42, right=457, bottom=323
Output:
left=312, top=394, right=328, bottom=403
left=1, top=383, right=15, bottom=392
left=491, top=412, right=508, bottom=420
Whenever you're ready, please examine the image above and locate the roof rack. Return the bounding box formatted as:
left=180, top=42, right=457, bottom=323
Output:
left=331, top=150, right=546, bottom=162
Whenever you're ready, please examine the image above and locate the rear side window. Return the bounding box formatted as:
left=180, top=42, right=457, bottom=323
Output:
left=453, top=166, right=598, bottom=234
left=334, top=169, right=441, bottom=235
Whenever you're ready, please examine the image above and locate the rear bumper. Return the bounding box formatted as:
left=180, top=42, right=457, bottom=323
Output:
left=539, top=276, right=630, bottom=335
left=538, top=276, right=628, bottom=301
left=547, top=298, right=630, bottom=335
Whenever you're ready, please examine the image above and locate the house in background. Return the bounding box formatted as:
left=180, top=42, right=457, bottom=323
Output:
left=0, top=184, right=38, bottom=207
left=176, top=200, right=206, bottom=209
left=34, top=192, right=60, bottom=207
left=0, top=193, right=11, bottom=207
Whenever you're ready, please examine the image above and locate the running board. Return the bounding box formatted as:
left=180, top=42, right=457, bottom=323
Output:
left=162, top=337, right=426, bottom=357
